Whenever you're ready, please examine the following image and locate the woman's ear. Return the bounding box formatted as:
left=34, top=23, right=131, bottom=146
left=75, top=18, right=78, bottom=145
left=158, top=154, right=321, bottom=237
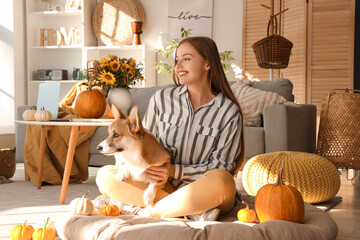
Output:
left=205, top=61, right=210, bottom=71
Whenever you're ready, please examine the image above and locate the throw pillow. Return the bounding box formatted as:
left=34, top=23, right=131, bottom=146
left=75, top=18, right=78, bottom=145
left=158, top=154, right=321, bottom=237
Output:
left=231, top=81, right=295, bottom=127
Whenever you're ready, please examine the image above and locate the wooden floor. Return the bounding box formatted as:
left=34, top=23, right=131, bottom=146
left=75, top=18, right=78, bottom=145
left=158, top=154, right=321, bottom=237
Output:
left=329, top=170, right=360, bottom=239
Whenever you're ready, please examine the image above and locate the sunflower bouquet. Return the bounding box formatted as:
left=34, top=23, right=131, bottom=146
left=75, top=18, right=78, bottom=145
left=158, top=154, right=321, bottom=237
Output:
left=88, top=55, right=144, bottom=93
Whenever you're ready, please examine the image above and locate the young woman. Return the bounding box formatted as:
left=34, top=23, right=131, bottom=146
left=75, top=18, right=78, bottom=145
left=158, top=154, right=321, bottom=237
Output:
left=96, top=37, right=245, bottom=221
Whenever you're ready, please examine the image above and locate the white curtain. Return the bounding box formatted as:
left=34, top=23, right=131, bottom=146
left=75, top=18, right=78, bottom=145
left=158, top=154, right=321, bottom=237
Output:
left=0, top=0, right=14, bottom=134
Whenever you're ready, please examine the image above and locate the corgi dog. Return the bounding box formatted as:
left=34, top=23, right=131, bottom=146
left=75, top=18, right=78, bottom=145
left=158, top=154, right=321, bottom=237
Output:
left=97, top=105, right=171, bottom=206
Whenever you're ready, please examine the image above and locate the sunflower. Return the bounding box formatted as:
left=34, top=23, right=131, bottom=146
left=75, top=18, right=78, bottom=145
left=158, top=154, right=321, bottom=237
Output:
left=121, top=63, right=130, bottom=70
left=109, top=60, right=120, bottom=71
left=108, top=54, right=117, bottom=60
left=100, top=58, right=109, bottom=68
left=129, top=58, right=136, bottom=67
left=99, top=70, right=116, bottom=85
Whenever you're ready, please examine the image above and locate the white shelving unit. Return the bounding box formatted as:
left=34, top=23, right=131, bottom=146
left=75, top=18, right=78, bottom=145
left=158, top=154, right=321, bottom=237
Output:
left=26, top=0, right=155, bottom=105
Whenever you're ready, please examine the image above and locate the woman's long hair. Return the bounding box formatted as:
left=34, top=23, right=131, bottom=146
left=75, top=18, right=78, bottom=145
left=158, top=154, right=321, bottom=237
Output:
left=173, top=37, right=245, bottom=175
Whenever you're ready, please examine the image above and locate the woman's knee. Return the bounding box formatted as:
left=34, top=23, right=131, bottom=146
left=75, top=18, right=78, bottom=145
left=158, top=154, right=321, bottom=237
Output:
left=96, top=165, right=117, bottom=192
left=203, top=169, right=236, bottom=196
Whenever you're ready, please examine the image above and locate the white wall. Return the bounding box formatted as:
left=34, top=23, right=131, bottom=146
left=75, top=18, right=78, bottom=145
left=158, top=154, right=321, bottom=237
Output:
left=139, top=0, right=243, bottom=85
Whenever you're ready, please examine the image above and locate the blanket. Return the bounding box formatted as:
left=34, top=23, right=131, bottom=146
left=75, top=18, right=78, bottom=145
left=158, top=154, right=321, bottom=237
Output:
left=24, top=81, right=100, bottom=185
left=55, top=195, right=338, bottom=240
left=231, top=81, right=296, bottom=127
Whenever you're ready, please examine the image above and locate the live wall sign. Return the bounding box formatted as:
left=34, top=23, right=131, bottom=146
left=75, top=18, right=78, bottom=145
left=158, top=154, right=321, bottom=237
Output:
left=167, top=0, right=213, bottom=41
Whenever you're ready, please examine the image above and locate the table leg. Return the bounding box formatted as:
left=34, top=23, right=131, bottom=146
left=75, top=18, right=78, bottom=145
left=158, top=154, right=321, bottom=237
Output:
left=37, top=125, right=53, bottom=189
left=59, top=125, right=80, bottom=204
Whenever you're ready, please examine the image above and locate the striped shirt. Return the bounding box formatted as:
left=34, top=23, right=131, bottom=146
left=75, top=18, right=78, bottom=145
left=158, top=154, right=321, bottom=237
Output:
left=143, top=85, right=242, bottom=188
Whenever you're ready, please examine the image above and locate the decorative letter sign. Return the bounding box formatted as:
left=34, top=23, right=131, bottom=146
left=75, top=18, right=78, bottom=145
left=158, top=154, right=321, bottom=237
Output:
left=167, top=0, right=213, bottom=41
left=40, top=27, right=81, bottom=46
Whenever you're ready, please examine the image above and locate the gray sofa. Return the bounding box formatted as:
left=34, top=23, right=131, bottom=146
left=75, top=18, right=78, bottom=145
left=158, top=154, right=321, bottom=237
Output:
left=16, top=78, right=317, bottom=168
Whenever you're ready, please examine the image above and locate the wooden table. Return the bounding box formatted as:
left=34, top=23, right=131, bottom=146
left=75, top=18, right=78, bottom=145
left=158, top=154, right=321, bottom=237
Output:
left=16, top=120, right=113, bottom=204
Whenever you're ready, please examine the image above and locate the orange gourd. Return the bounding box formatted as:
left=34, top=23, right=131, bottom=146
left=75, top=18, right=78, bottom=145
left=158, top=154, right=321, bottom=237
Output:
left=255, top=164, right=305, bottom=223
left=10, top=220, right=34, bottom=240
left=75, top=77, right=106, bottom=118
left=32, top=218, right=56, bottom=240
left=237, top=201, right=257, bottom=223
left=97, top=203, right=120, bottom=216
left=106, top=107, right=124, bottom=119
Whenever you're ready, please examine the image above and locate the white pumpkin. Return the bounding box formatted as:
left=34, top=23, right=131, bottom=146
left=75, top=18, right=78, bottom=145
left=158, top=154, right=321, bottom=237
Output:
left=22, top=105, right=37, bottom=121
left=92, top=195, right=110, bottom=209
left=69, top=191, right=94, bottom=215
left=35, top=106, right=52, bottom=122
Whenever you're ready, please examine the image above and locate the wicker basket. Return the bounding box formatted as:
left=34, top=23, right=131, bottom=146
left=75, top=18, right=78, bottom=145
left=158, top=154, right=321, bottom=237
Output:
left=0, top=148, right=16, bottom=179
left=252, top=16, right=293, bottom=69
left=317, top=89, right=360, bottom=170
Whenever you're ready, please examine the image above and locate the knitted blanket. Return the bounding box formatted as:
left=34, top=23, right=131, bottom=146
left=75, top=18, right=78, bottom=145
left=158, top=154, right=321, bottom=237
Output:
left=231, top=81, right=295, bottom=127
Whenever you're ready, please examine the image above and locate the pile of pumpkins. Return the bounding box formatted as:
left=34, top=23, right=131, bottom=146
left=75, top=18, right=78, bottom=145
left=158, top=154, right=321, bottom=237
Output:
left=69, top=191, right=120, bottom=216
left=10, top=218, right=56, bottom=240
left=9, top=192, right=119, bottom=240
left=22, top=106, right=52, bottom=122
left=237, top=164, right=305, bottom=224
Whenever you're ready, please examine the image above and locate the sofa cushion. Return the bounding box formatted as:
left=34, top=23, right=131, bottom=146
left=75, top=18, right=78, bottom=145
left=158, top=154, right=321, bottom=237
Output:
left=129, top=84, right=173, bottom=119
left=231, top=81, right=295, bottom=127
left=243, top=127, right=264, bottom=160
left=250, top=78, right=294, bottom=102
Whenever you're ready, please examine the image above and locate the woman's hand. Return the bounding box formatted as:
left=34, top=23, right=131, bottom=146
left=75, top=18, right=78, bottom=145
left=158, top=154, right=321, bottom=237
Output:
left=145, top=162, right=175, bottom=185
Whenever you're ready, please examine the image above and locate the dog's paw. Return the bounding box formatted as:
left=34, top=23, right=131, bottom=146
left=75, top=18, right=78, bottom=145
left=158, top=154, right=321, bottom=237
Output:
left=116, top=172, right=127, bottom=182
left=116, top=169, right=129, bottom=182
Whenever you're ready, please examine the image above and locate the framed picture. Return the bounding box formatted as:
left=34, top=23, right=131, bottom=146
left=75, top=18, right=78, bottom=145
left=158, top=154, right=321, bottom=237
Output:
left=65, top=0, right=81, bottom=11
left=167, top=0, right=213, bottom=41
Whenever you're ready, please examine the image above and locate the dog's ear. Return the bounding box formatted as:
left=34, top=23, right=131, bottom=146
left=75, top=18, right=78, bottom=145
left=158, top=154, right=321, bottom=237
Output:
left=128, top=106, right=143, bottom=133
left=111, top=104, right=126, bottom=119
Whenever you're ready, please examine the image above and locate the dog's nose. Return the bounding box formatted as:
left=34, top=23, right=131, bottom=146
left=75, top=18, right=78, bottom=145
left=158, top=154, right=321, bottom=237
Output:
left=97, top=145, right=103, bottom=151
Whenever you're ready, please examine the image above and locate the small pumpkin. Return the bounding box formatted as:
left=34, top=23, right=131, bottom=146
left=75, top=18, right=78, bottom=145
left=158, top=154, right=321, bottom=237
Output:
left=10, top=220, right=34, bottom=240
left=34, top=107, right=52, bottom=122
left=237, top=201, right=257, bottom=223
left=22, top=105, right=37, bottom=121
left=106, top=107, right=124, bottom=119
left=75, top=77, right=106, bottom=118
left=32, top=217, right=56, bottom=240
left=97, top=203, right=120, bottom=216
left=69, top=191, right=94, bottom=215
left=255, top=164, right=305, bottom=223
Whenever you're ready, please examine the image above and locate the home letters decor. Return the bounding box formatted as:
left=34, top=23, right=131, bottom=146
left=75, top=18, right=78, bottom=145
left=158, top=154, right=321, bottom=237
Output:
left=40, top=28, right=81, bottom=46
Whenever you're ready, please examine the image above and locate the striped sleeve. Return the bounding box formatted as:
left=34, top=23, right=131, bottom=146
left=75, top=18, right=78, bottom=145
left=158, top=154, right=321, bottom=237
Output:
left=143, top=93, right=158, bottom=136
left=177, top=111, right=242, bottom=181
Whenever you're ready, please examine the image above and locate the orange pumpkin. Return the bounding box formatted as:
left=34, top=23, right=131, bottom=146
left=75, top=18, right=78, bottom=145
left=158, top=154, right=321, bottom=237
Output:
left=237, top=201, right=257, bottom=223
left=10, top=220, right=34, bottom=240
left=255, top=164, right=305, bottom=223
left=32, top=218, right=56, bottom=240
left=97, top=203, right=120, bottom=216
left=75, top=89, right=106, bottom=118
left=106, top=107, right=124, bottom=119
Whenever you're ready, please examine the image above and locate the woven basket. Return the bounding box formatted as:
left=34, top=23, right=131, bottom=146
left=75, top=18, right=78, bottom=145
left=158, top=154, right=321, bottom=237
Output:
left=0, top=148, right=16, bottom=179
left=242, top=151, right=340, bottom=204
left=252, top=16, right=293, bottom=69
left=317, top=89, right=360, bottom=170
left=92, top=0, right=145, bottom=46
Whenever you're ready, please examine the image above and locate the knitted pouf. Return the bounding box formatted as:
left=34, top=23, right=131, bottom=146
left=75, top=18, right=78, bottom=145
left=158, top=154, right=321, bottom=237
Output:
left=242, top=151, right=340, bottom=203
